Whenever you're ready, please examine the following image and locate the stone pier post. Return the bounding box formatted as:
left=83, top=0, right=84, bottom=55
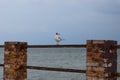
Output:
left=86, top=40, right=117, bottom=80
left=4, top=42, right=27, bottom=80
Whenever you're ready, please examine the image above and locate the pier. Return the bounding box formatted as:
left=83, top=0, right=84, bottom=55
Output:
left=0, top=40, right=120, bottom=80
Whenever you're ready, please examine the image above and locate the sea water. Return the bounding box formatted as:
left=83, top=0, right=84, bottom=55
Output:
left=0, top=48, right=120, bottom=80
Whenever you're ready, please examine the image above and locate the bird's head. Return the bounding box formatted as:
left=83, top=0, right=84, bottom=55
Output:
left=56, top=32, right=60, bottom=35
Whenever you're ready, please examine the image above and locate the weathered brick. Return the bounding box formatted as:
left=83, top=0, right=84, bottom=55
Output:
left=86, top=40, right=117, bottom=80
left=4, top=42, right=27, bottom=80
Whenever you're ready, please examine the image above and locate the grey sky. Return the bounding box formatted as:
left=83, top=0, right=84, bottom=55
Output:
left=0, top=0, right=120, bottom=44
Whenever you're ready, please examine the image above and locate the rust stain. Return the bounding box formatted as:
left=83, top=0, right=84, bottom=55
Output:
left=86, top=40, right=117, bottom=80
left=4, top=42, right=27, bottom=80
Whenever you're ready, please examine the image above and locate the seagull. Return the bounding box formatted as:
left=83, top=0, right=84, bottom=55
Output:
left=54, top=32, right=62, bottom=45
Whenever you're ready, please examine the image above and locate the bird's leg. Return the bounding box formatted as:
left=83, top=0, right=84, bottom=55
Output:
left=57, top=42, right=59, bottom=45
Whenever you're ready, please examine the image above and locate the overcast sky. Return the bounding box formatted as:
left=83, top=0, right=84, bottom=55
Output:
left=0, top=0, right=120, bottom=45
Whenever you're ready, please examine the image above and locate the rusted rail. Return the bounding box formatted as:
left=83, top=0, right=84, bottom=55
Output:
left=28, top=44, right=86, bottom=48
left=0, top=45, right=4, bottom=48
left=0, top=44, right=120, bottom=48
left=0, top=44, right=86, bottom=48
left=0, top=64, right=85, bottom=73
left=27, top=66, right=86, bottom=73
left=0, top=64, right=120, bottom=77
left=0, top=64, right=4, bottom=66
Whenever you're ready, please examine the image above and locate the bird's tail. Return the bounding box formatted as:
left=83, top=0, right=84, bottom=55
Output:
left=61, top=39, right=65, bottom=41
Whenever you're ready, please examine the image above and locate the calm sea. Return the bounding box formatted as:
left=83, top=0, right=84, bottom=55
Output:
left=0, top=48, right=120, bottom=80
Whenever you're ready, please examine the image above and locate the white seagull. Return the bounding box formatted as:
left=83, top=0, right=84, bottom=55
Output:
left=54, top=32, right=62, bottom=45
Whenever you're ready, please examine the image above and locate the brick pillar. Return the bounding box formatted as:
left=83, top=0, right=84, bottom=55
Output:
left=4, top=42, right=27, bottom=80
left=86, top=40, right=117, bottom=80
